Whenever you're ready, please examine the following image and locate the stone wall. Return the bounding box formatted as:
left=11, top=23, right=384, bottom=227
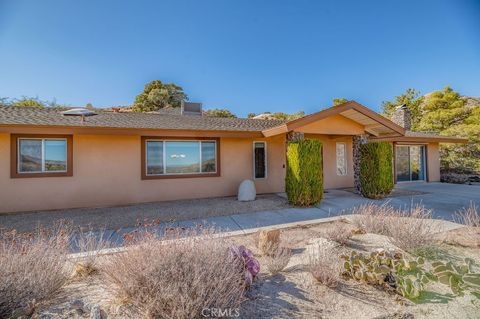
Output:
left=287, top=131, right=305, bottom=142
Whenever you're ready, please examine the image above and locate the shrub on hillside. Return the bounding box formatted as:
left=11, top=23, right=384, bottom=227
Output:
left=0, top=224, right=71, bottom=318
left=285, top=139, right=323, bottom=206
left=359, top=142, right=394, bottom=199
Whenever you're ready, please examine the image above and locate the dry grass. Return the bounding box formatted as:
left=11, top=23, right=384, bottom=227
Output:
left=308, top=245, right=340, bottom=288
left=0, top=224, right=72, bottom=318
left=100, top=227, right=247, bottom=319
left=73, top=228, right=111, bottom=277
left=352, top=203, right=438, bottom=251
left=324, top=222, right=353, bottom=246
left=455, top=202, right=480, bottom=227
left=454, top=202, right=480, bottom=246
left=264, top=246, right=292, bottom=275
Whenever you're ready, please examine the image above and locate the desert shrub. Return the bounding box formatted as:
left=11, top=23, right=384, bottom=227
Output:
left=100, top=228, right=247, bottom=319
left=285, top=139, right=323, bottom=206
left=0, top=225, right=72, bottom=318
left=359, top=142, right=394, bottom=199
left=308, top=245, right=340, bottom=287
left=455, top=202, right=480, bottom=227
left=73, top=228, right=111, bottom=277
left=352, top=203, right=438, bottom=251
left=324, top=222, right=353, bottom=246
left=257, top=229, right=281, bottom=255
left=264, top=246, right=292, bottom=275
left=454, top=202, right=480, bottom=246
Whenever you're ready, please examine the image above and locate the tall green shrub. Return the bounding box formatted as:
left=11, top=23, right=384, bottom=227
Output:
left=359, top=142, right=394, bottom=199
left=285, top=139, right=323, bottom=206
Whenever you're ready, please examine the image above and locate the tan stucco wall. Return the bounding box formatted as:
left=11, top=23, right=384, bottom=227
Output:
left=427, top=143, right=440, bottom=182
left=305, top=134, right=355, bottom=189
left=297, top=115, right=365, bottom=135
left=0, top=133, right=286, bottom=213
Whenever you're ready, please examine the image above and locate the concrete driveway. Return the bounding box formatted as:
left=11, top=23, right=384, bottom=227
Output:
left=320, top=182, right=479, bottom=220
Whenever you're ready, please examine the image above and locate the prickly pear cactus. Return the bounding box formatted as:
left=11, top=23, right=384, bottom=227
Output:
left=431, top=258, right=480, bottom=296
left=341, top=251, right=434, bottom=300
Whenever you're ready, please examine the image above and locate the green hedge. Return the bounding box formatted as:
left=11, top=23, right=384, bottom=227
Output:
left=285, top=139, right=323, bottom=206
left=359, top=142, right=394, bottom=199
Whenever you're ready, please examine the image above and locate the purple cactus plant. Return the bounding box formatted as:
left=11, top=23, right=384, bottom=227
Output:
left=230, top=245, right=260, bottom=286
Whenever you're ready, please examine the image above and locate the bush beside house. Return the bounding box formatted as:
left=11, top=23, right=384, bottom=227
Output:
left=286, top=139, right=323, bottom=206
left=359, top=142, right=394, bottom=199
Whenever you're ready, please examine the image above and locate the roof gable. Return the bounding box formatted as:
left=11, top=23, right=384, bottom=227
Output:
left=262, top=101, right=406, bottom=137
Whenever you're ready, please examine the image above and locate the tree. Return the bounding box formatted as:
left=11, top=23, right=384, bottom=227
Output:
left=204, top=108, right=237, bottom=118
left=416, top=87, right=479, bottom=173
left=132, top=80, right=187, bottom=112
left=333, top=98, right=348, bottom=106
left=10, top=97, right=45, bottom=108
left=381, top=88, right=424, bottom=130
left=248, top=111, right=305, bottom=120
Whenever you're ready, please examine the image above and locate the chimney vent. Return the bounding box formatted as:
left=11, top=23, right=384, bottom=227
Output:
left=181, top=101, right=202, bottom=116
left=391, top=104, right=411, bottom=130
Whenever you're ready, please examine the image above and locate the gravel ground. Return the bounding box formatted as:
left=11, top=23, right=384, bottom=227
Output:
left=0, top=194, right=290, bottom=233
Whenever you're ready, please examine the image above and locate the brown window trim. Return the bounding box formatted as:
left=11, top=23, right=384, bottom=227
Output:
left=141, top=136, right=221, bottom=180
left=10, top=134, right=73, bottom=178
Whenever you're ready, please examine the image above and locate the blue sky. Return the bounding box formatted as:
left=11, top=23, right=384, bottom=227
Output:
left=0, top=0, right=479, bottom=116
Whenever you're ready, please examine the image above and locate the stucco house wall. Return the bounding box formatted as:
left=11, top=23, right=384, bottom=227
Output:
left=0, top=132, right=286, bottom=213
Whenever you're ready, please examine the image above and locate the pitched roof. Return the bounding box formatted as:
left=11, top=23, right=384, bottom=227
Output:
left=0, top=106, right=284, bottom=132
left=263, top=101, right=406, bottom=137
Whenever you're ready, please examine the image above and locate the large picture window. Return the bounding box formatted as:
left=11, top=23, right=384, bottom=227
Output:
left=11, top=134, right=73, bottom=178
left=142, top=137, right=219, bottom=179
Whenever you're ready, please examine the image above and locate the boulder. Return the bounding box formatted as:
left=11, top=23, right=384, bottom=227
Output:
left=238, top=180, right=256, bottom=202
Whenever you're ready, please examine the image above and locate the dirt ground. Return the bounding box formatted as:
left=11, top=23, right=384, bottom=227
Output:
left=35, top=220, right=480, bottom=319
left=0, top=194, right=289, bottom=233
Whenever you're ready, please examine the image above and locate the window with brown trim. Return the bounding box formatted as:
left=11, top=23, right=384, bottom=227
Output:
left=141, top=137, right=220, bottom=179
left=11, top=134, right=73, bottom=178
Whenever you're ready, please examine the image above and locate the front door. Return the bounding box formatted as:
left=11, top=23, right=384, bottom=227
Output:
left=395, top=145, right=426, bottom=182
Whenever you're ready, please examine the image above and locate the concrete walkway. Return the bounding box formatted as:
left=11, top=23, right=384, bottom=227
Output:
left=101, top=182, right=478, bottom=244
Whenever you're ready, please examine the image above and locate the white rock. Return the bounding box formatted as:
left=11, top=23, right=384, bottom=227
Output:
left=238, top=180, right=256, bottom=202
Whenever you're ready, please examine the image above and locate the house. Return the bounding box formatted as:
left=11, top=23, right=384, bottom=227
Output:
left=0, top=101, right=466, bottom=213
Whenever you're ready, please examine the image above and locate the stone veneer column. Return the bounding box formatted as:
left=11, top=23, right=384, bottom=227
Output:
left=286, top=131, right=304, bottom=142
left=353, top=134, right=369, bottom=193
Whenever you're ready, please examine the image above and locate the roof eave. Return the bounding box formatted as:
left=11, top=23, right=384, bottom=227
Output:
left=370, top=136, right=469, bottom=143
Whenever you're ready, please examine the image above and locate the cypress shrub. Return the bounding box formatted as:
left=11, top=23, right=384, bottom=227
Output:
left=359, top=142, right=394, bottom=199
left=285, top=139, right=323, bottom=206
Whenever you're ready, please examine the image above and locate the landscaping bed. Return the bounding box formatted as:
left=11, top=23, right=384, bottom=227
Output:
left=1, top=204, right=479, bottom=319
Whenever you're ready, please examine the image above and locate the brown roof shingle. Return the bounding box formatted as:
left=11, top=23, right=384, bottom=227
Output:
left=0, top=106, right=285, bottom=132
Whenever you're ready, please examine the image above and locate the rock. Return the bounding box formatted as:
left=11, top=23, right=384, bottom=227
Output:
left=238, top=180, right=256, bottom=202
left=90, top=305, right=107, bottom=319
left=258, top=229, right=281, bottom=254
left=372, top=312, right=414, bottom=319
left=69, top=299, right=84, bottom=310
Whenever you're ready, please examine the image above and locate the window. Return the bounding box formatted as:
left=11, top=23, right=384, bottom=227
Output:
left=142, top=137, right=219, bottom=179
left=11, top=134, right=73, bottom=178
left=254, top=141, right=266, bottom=179
left=336, top=142, right=347, bottom=176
